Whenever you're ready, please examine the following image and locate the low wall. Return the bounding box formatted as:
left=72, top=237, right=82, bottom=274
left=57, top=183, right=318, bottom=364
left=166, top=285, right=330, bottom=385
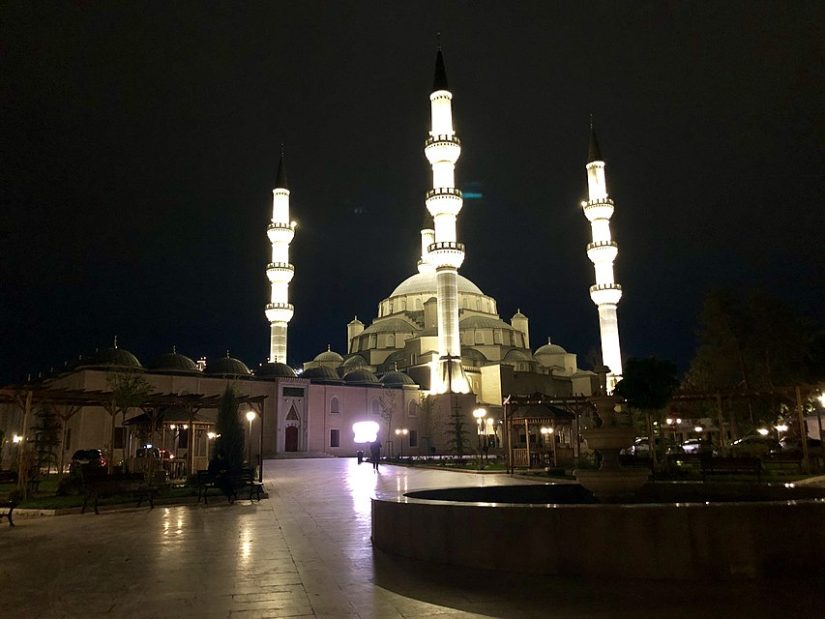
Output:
left=371, top=488, right=825, bottom=580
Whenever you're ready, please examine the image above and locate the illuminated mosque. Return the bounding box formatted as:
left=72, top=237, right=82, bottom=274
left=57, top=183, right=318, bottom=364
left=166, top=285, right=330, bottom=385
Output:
left=0, top=50, right=625, bottom=468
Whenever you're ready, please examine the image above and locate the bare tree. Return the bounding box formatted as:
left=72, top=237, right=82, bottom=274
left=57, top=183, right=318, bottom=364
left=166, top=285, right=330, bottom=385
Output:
left=105, top=372, right=152, bottom=473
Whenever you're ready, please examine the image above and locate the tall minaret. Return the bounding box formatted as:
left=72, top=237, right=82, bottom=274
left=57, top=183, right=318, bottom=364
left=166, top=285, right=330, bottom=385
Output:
left=265, top=150, right=296, bottom=364
left=582, top=124, right=623, bottom=392
left=425, top=49, right=470, bottom=394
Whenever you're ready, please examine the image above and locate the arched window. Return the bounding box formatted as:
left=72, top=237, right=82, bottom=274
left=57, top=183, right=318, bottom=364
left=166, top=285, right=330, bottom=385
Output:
left=475, top=331, right=484, bottom=345
left=372, top=399, right=381, bottom=415
left=408, top=401, right=417, bottom=417
left=330, top=397, right=340, bottom=414
left=387, top=333, right=395, bottom=348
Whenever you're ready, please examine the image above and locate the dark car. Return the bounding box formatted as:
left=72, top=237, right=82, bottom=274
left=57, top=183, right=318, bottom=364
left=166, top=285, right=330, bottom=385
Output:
left=772, top=437, right=823, bottom=457
left=681, top=438, right=716, bottom=456
left=69, top=449, right=107, bottom=473
left=731, top=435, right=779, bottom=457
left=624, top=437, right=682, bottom=457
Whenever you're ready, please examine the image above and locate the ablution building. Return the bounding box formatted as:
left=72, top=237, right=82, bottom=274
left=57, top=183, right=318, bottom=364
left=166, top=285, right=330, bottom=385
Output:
left=1, top=50, right=625, bottom=469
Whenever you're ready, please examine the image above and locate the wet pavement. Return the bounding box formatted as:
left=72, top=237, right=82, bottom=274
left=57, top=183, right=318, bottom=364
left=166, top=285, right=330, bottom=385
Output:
left=1, top=458, right=823, bottom=617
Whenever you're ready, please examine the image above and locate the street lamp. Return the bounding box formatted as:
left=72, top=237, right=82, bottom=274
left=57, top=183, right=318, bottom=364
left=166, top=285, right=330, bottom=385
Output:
left=472, top=408, right=486, bottom=446
left=394, top=428, right=408, bottom=459
left=246, top=410, right=257, bottom=466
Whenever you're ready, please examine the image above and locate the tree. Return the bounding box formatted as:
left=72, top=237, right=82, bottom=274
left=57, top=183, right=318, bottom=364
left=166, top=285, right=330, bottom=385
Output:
left=378, top=391, right=399, bottom=445
left=684, top=289, right=815, bottom=431
left=214, top=385, right=244, bottom=471
left=614, top=357, right=679, bottom=468
left=105, top=372, right=152, bottom=473
left=444, top=397, right=469, bottom=457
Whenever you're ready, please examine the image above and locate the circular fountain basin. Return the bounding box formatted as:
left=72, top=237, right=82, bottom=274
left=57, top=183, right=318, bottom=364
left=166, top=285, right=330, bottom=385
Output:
left=371, top=482, right=825, bottom=580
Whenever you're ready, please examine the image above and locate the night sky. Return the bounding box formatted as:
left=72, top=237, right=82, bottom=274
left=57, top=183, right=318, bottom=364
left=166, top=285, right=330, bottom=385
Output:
left=2, top=2, right=823, bottom=384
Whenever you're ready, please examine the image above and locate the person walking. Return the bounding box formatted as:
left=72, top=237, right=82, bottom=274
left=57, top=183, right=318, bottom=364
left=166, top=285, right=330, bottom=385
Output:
left=370, top=440, right=382, bottom=471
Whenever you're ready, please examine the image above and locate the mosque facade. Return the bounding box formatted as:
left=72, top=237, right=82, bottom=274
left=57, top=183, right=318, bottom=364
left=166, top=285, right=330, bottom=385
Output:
left=0, top=50, right=623, bottom=471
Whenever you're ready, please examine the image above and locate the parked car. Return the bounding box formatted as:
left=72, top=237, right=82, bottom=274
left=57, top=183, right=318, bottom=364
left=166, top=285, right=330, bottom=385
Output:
left=624, top=437, right=682, bottom=457
left=680, top=438, right=716, bottom=456
left=69, top=449, right=107, bottom=473
left=771, top=437, right=823, bottom=457
left=730, top=435, right=779, bottom=457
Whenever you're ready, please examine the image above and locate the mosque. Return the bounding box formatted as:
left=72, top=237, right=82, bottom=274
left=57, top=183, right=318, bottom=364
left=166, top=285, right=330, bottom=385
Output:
left=0, top=50, right=625, bottom=470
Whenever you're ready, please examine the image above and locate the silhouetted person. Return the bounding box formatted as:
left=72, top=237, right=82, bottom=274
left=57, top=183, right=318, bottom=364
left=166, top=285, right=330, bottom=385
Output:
left=370, top=440, right=382, bottom=471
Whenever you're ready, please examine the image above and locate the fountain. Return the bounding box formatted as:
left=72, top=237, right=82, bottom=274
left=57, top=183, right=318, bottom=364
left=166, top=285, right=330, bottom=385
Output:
left=573, top=394, right=649, bottom=500
left=371, top=382, right=825, bottom=579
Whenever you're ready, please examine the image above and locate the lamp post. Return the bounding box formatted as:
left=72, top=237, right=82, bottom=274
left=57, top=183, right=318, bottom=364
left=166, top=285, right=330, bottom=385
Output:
left=540, top=426, right=555, bottom=467
left=473, top=408, right=486, bottom=468
left=246, top=410, right=256, bottom=467
left=394, top=428, right=408, bottom=459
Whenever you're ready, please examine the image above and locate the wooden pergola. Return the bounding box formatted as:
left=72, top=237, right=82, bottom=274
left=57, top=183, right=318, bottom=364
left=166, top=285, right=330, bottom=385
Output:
left=0, top=386, right=267, bottom=494
left=502, top=394, right=595, bottom=472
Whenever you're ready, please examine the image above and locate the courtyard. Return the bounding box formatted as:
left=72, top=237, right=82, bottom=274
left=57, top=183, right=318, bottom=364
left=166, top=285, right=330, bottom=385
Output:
left=1, top=458, right=823, bottom=618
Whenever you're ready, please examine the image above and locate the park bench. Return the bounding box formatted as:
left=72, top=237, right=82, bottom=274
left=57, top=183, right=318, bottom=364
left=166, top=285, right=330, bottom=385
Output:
left=196, top=468, right=263, bottom=505
left=701, top=457, right=762, bottom=482
left=80, top=471, right=160, bottom=515
left=0, top=498, right=16, bottom=527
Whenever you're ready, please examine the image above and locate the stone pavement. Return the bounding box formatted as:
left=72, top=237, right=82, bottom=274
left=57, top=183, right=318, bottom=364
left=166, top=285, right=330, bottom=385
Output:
left=1, top=458, right=823, bottom=618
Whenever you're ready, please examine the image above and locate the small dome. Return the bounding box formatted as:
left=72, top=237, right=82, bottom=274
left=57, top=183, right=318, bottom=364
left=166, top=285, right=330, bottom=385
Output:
left=82, top=346, right=143, bottom=369
left=360, top=317, right=419, bottom=336
left=343, top=369, right=379, bottom=384
left=342, top=354, right=369, bottom=369
left=204, top=355, right=251, bottom=376
left=535, top=338, right=568, bottom=356
left=314, top=345, right=344, bottom=363
left=303, top=366, right=340, bottom=381
left=255, top=362, right=297, bottom=378
left=461, top=347, right=488, bottom=363
left=511, top=309, right=528, bottom=320
left=150, top=350, right=198, bottom=373
left=504, top=349, right=532, bottom=362
left=348, top=316, right=364, bottom=326
left=378, top=349, right=409, bottom=373
left=379, top=371, right=416, bottom=386
left=460, top=315, right=517, bottom=330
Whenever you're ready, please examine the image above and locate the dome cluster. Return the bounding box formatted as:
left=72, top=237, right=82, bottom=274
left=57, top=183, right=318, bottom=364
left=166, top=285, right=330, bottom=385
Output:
left=70, top=344, right=300, bottom=380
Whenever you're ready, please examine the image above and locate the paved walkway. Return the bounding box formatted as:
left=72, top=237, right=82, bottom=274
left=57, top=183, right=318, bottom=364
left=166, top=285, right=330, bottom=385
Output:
left=1, top=459, right=822, bottom=617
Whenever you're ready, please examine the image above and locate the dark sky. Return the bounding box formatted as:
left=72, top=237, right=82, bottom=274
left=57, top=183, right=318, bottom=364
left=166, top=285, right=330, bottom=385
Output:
left=2, top=2, right=823, bottom=384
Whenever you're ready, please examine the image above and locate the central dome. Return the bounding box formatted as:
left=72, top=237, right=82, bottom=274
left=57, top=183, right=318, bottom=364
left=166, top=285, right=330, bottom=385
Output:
left=390, top=271, right=484, bottom=297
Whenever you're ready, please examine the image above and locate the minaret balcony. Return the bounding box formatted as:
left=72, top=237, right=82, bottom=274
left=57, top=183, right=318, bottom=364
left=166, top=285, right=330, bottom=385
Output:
left=267, top=222, right=295, bottom=244
left=425, top=188, right=463, bottom=217
left=265, top=302, right=294, bottom=323
left=427, top=241, right=465, bottom=269
left=589, top=284, right=623, bottom=306
left=424, top=135, right=461, bottom=165
left=582, top=198, right=614, bottom=222
left=586, top=240, right=618, bottom=263
left=266, top=262, right=295, bottom=284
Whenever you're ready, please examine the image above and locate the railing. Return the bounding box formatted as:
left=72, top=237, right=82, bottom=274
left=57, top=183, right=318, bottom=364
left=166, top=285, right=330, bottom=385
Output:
left=425, top=134, right=461, bottom=148
left=583, top=197, right=614, bottom=208
left=425, top=187, right=463, bottom=200
left=265, top=303, right=294, bottom=312
left=267, top=222, right=294, bottom=231
left=586, top=240, right=617, bottom=251
left=266, top=262, right=294, bottom=271
left=428, top=241, right=465, bottom=253
left=589, top=283, right=622, bottom=293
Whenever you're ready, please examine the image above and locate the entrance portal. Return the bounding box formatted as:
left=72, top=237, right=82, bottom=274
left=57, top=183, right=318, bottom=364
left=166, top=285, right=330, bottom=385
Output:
left=285, top=426, right=299, bottom=452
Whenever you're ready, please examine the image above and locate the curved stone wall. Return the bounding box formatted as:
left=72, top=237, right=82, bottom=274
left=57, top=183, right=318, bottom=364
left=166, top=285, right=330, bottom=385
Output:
left=371, top=484, right=825, bottom=580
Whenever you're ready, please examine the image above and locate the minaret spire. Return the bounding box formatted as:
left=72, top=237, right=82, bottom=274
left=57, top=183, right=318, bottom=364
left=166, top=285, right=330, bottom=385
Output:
left=265, top=145, right=296, bottom=364
left=581, top=122, right=623, bottom=391
left=424, top=46, right=470, bottom=394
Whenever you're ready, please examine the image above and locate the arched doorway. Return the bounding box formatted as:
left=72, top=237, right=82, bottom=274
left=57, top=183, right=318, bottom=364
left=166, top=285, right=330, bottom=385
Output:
left=285, top=426, right=299, bottom=452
